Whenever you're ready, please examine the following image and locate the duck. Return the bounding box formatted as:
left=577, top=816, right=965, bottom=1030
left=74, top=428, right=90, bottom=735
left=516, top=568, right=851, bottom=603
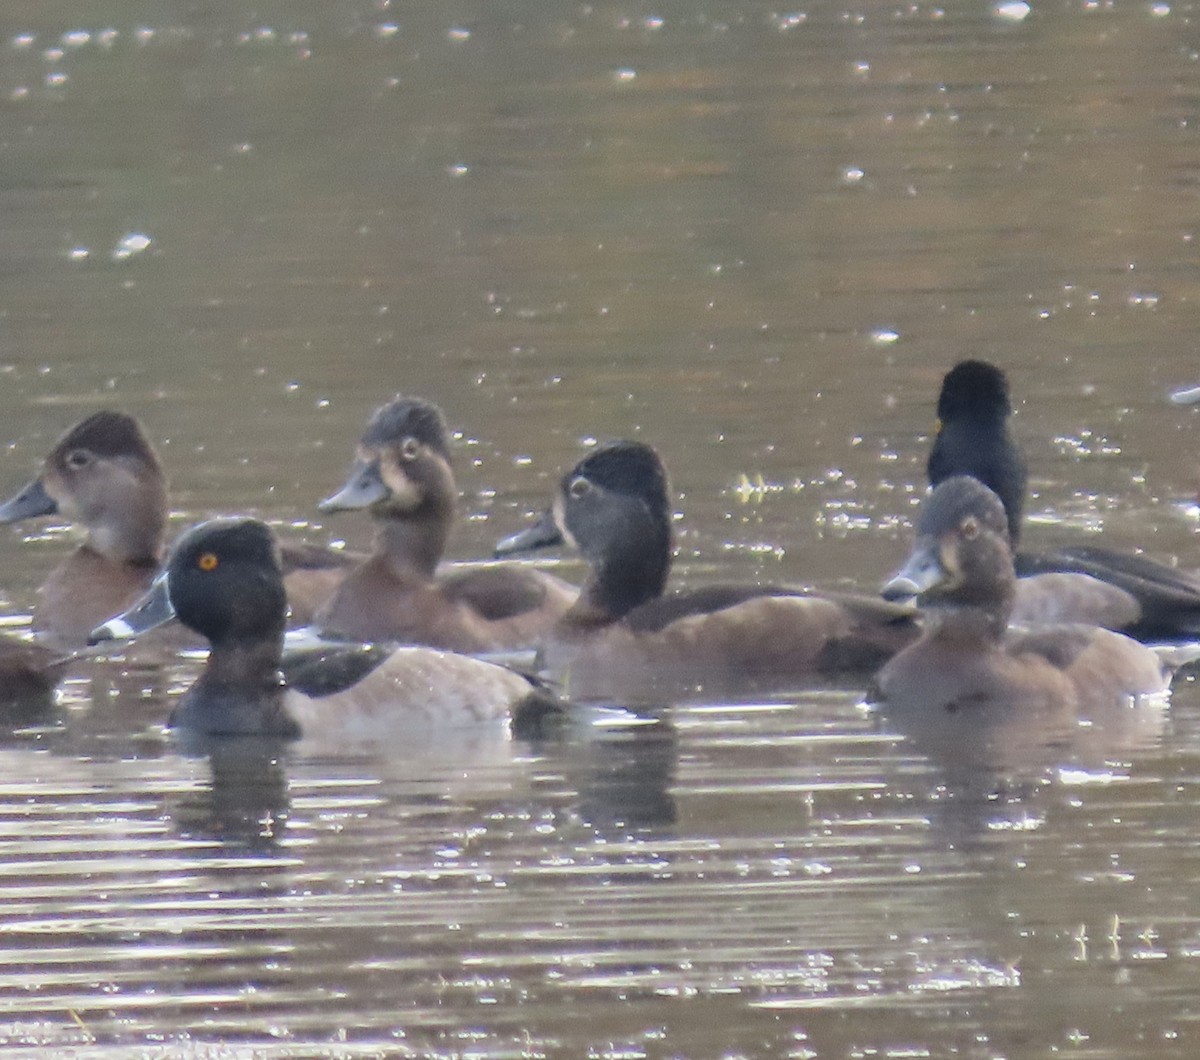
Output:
left=873, top=475, right=1170, bottom=716
left=927, top=360, right=1028, bottom=544
left=312, top=395, right=576, bottom=651
left=0, top=411, right=168, bottom=650
left=87, top=517, right=559, bottom=742
left=494, top=439, right=918, bottom=700
left=0, top=411, right=354, bottom=649
left=919, top=360, right=1200, bottom=638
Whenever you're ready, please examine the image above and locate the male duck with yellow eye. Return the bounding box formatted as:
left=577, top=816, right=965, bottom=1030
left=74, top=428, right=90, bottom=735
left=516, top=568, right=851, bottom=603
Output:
left=919, top=360, right=1200, bottom=639
left=312, top=396, right=576, bottom=651
left=88, top=518, right=558, bottom=742
left=873, top=476, right=1170, bottom=715
left=495, top=439, right=918, bottom=700
left=0, top=411, right=354, bottom=650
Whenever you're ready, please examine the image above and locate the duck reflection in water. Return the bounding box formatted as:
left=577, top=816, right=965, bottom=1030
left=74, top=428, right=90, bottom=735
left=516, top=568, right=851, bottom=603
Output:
left=526, top=712, right=678, bottom=836
left=0, top=640, right=68, bottom=714
left=872, top=476, right=1173, bottom=789
left=160, top=742, right=293, bottom=849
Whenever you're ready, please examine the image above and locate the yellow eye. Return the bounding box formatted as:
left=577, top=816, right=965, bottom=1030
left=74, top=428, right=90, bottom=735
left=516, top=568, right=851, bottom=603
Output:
left=933, top=418, right=943, bottom=435
left=960, top=515, right=980, bottom=540
left=197, top=552, right=220, bottom=571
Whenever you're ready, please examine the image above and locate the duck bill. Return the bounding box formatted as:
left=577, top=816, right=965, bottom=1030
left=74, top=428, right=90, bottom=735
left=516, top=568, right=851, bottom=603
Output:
left=318, top=459, right=388, bottom=512
left=88, top=572, right=175, bottom=645
left=881, top=540, right=947, bottom=602
left=494, top=509, right=563, bottom=557
left=0, top=477, right=57, bottom=524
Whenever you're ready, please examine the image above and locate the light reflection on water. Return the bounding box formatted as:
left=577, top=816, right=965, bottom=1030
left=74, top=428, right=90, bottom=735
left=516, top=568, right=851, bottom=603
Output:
left=0, top=0, right=1199, bottom=1054
left=0, top=676, right=1194, bottom=1054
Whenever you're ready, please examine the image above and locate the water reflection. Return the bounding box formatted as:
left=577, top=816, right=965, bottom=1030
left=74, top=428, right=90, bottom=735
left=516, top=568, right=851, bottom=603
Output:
left=532, top=714, right=678, bottom=835
left=0, top=681, right=1194, bottom=1053
left=877, top=688, right=1168, bottom=784
left=871, top=686, right=1170, bottom=847
left=164, top=741, right=292, bottom=847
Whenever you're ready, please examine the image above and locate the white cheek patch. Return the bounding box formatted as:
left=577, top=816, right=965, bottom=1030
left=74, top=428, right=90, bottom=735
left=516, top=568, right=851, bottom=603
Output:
left=42, top=475, right=78, bottom=519
left=90, top=524, right=124, bottom=556
left=378, top=455, right=423, bottom=510
left=553, top=494, right=577, bottom=549
left=937, top=541, right=961, bottom=587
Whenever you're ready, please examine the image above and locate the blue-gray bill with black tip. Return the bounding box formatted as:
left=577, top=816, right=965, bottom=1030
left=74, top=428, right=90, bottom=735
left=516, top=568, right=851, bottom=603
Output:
left=87, top=571, right=175, bottom=645
left=881, top=541, right=946, bottom=603
left=317, top=459, right=388, bottom=512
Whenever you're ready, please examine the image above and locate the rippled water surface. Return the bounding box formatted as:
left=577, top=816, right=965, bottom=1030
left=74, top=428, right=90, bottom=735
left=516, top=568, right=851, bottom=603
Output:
left=2, top=0, right=1200, bottom=1055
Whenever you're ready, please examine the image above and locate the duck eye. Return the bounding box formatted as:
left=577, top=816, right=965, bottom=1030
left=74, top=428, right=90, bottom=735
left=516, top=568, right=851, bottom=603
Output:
left=568, top=477, right=591, bottom=499
left=65, top=449, right=92, bottom=470
left=399, top=437, right=421, bottom=461
left=933, top=418, right=943, bottom=435
left=960, top=515, right=980, bottom=540
left=197, top=552, right=220, bottom=572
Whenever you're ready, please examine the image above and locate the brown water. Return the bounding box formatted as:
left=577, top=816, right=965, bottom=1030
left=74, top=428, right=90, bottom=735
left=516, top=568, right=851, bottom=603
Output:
left=1, top=0, right=1200, bottom=1054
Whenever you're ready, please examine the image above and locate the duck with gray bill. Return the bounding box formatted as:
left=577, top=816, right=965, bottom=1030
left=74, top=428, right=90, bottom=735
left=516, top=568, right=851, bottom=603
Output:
left=0, top=411, right=353, bottom=648
left=496, top=439, right=918, bottom=700
left=0, top=411, right=168, bottom=650
left=921, top=360, right=1200, bottom=639
left=312, top=395, right=576, bottom=650
left=873, top=476, right=1172, bottom=715
left=90, top=517, right=561, bottom=741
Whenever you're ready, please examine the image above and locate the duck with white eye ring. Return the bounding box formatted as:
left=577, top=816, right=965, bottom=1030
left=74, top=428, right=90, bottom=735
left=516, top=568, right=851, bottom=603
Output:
left=873, top=475, right=1173, bottom=717
left=0, top=411, right=354, bottom=650
left=313, top=395, right=576, bottom=651
left=496, top=439, right=919, bottom=702
left=919, top=359, right=1200, bottom=638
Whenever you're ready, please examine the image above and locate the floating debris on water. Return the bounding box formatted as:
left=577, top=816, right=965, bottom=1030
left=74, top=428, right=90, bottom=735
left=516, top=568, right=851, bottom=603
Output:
left=111, top=233, right=152, bottom=262
left=1169, top=384, right=1200, bottom=405
left=994, top=1, right=1031, bottom=21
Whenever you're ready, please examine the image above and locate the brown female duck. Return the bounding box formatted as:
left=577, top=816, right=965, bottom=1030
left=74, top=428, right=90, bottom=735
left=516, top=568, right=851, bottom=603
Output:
left=875, top=476, right=1170, bottom=715
left=313, top=396, right=576, bottom=651
left=922, top=360, right=1200, bottom=638
left=0, top=411, right=351, bottom=649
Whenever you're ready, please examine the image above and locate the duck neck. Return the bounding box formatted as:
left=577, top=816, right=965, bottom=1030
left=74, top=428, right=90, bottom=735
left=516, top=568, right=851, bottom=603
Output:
left=924, top=599, right=1010, bottom=645
left=87, top=496, right=167, bottom=566
left=176, top=633, right=297, bottom=737
left=372, top=505, right=452, bottom=581
left=564, top=537, right=671, bottom=631
left=202, top=634, right=286, bottom=694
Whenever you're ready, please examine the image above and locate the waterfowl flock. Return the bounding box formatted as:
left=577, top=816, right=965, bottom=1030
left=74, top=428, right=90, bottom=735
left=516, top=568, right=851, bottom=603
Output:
left=3, top=361, right=1197, bottom=744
